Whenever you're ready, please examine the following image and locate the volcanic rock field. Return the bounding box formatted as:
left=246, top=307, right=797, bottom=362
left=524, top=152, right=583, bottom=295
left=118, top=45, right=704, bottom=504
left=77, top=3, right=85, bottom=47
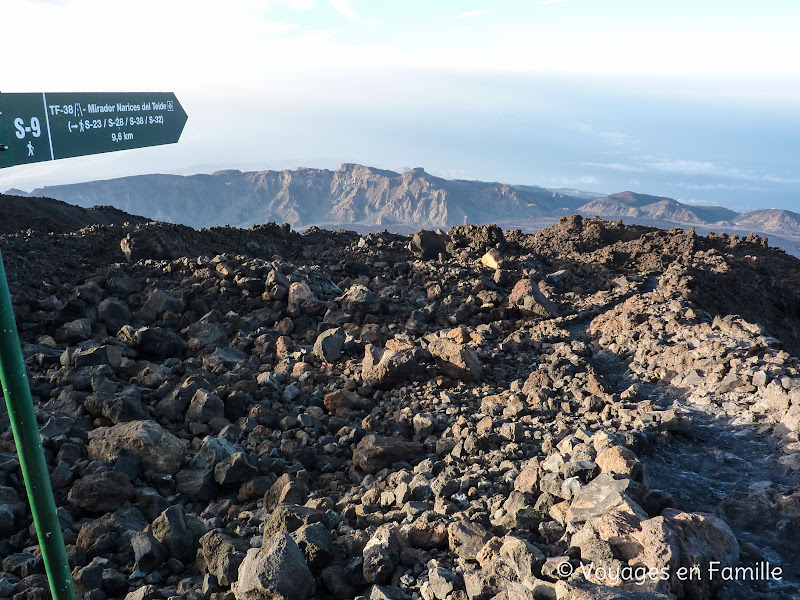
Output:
left=1, top=213, right=799, bottom=600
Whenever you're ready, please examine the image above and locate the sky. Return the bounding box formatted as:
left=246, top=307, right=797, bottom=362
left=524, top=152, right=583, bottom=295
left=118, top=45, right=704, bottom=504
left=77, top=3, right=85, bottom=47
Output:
left=1, top=0, right=800, bottom=213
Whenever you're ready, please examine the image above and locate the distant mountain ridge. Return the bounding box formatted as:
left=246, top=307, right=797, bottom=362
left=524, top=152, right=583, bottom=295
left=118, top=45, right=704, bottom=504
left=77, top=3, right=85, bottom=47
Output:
left=734, top=208, right=800, bottom=236
left=581, top=191, right=740, bottom=224
left=8, top=163, right=800, bottom=239
left=18, top=164, right=584, bottom=230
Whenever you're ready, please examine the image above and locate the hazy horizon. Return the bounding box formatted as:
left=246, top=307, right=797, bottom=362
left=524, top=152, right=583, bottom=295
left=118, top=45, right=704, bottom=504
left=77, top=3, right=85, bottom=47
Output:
left=2, top=0, right=799, bottom=215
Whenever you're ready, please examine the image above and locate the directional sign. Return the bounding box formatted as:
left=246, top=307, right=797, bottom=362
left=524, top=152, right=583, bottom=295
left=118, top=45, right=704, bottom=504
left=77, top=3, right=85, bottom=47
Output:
left=0, top=92, right=187, bottom=169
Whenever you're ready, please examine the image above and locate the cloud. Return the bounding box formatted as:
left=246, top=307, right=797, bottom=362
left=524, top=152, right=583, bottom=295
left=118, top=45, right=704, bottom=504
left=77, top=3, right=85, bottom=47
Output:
left=644, top=159, right=745, bottom=178
left=643, top=158, right=787, bottom=181
left=555, top=176, right=600, bottom=186
left=669, top=182, right=766, bottom=191
left=598, top=132, right=632, bottom=145
left=589, top=156, right=800, bottom=188
left=679, top=198, right=732, bottom=207
left=455, top=10, right=489, bottom=19
left=762, top=175, right=800, bottom=184
left=581, top=162, right=643, bottom=172
left=570, top=122, right=633, bottom=146
left=570, top=122, right=592, bottom=134
left=330, top=0, right=377, bottom=25
left=581, top=152, right=800, bottom=192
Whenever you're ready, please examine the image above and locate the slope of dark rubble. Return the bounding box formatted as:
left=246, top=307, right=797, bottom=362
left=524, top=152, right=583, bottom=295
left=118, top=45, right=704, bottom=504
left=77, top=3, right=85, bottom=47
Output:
left=0, top=214, right=798, bottom=600
left=523, top=216, right=800, bottom=357
left=0, top=193, right=150, bottom=236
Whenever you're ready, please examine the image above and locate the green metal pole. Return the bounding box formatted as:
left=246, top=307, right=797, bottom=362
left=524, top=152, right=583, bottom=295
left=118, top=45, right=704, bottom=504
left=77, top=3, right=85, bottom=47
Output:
left=0, top=248, right=76, bottom=600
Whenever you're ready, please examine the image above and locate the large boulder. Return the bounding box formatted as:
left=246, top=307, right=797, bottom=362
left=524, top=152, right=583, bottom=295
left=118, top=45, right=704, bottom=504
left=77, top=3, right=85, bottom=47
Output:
left=288, top=282, right=314, bottom=305
left=88, top=420, right=187, bottom=474
left=404, top=513, right=450, bottom=551
left=67, top=471, right=134, bottom=512
left=313, top=327, right=347, bottom=362
left=97, top=297, right=131, bottom=334
left=292, top=523, right=334, bottom=573
left=566, top=474, right=647, bottom=525
left=120, top=228, right=183, bottom=262
left=595, top=446, right=644, bottom=481
left=233, top=532, right=314, bottom=600
left=151, top=505, right=197, bottom=563
left=215, top=451, right=258, bottom=485
left=362, top=344, right=425, bottom=389
left=118, top=325, right=187, bottom=360
left=199, top=529, right=250, bottom=587
left=140, top=289, right=184, bottom=321
left=775, top=404, right=800, bottom=439
left=130, top=531, right=167, bottom=573
left=480, top=249, right=504, bottom=270
left=338, top=285, right=384, bottom=314
left=595, top=509, right=739, bottom=598
left=353, top=435, right=424, bottom=474
left=509, top=279, right=560, bottom=318
left=410, top=230, right=449, bottom=260
left=262, top=504, right=323, bottom=539
left=156, top=374, right=214, bottom=422
left=447, top=520, right=493, bottom=561
left=187, top=322, right=229, bottom=350
left=447, top=224, right=504, bottom=252
left=264, top=473, right=310, bottom=512
left=56, top=318, right=92, bottom=343
left=363, top=524, right=402, bottom=585
left=427, top=338, right=483, bottom=382
left=186, top=389, right=224, bottom=424
left=189, top=436, right=236, bottom=470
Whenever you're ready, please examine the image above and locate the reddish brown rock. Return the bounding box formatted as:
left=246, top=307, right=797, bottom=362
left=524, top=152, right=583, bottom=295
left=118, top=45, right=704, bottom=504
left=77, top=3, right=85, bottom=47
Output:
left=361, top=344, right=425, bottom=389
left=509, top=279, right=559, bottom=318
left=595, top=446, right=643, bottom=481
left=427, top=338, right=483, bottom=382
left=448, top=519, right=493, bottom=561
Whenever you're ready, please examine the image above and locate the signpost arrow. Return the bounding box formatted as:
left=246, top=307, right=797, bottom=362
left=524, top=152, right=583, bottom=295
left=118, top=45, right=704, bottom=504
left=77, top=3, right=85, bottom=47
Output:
left=0, top=91, right=187, bottom=169
left=0, top=90, right=188, bottom=600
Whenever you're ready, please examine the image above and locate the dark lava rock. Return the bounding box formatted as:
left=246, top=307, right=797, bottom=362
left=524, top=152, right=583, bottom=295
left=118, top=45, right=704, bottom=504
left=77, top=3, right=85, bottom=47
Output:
left=234, top=532, right=315, bottom=600
left=68, top=471, right=135, bottom=512
left=410, top=229, right=449, bottom=260
left=353, top=434, right=424, bottom=474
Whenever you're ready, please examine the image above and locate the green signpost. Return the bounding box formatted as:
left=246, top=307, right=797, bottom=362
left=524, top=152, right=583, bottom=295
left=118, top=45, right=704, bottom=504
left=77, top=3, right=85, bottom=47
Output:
left=0, top=91, right=187, bottom=600
left=0, top=91, right=187, bottom=168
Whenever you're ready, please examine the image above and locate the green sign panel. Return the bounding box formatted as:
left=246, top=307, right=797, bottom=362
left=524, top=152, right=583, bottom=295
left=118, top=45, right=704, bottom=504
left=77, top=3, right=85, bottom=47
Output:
left=0, top=92, right=187, bottom=169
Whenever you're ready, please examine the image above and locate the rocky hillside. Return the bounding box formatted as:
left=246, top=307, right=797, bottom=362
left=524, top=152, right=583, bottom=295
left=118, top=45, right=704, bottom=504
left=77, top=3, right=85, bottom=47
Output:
left=0, top=211, right=798, bottom=600
left=579, top=191, right=739, bottom=224
left=734, top=209, right=800, bottom=236
left=20, top=165, right=584, bottom=230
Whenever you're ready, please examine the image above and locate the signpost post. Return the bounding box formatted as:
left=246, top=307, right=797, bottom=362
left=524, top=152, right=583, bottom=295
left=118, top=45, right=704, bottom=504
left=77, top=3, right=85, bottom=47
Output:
left=0, top=91, right=187, bottom=168
left=0, top=91, right=187, bottom=600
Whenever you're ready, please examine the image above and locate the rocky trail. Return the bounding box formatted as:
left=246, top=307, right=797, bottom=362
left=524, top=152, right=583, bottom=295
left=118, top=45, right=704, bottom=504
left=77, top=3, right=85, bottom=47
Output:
left=576, top=305, right=798, bottom=598
left=0, top=213, right=798, bottom=600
